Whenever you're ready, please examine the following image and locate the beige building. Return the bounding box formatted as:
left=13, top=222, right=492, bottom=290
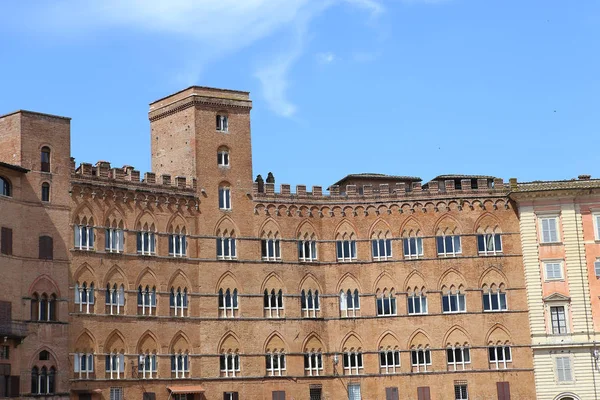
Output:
left=511, top=177, right=600, bottom=400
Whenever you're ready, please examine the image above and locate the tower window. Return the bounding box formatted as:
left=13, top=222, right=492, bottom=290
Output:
left=219, top=187, right=231, bottom=210
left=218, top=150, right=230, bottom=167
left=41, top=147, right=51, bottom=172
left=41, top=183, right=50, bottom=202
left=216, top=115, right=228, bottom=132
left=0, top=176, right=11, bottom=197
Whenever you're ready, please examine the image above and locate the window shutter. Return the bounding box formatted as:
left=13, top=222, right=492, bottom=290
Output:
left=417, top=387, right=431, bottom=400
left=272, top=391, right=285, bottom=400
left=9, top=375, right=19, bottom=397
left=0, top=301, right=11, bottom=323
left=1, top=227, right=12, bottom=255
left=89, top=354, right=94, bottom=371
left=74, top=354, right=80, bottom=372
left=497, top=382, right=510, bottom=400
left=386, top=387, right=399, bottom=400
left=595, top=261, right=600, bottom=278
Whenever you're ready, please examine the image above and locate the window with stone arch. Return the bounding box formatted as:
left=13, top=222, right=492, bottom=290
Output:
left=261, top=231, right=281, bottom=261
left=219, top=183, right=232, bottom=210
left=137, top=332, right=159, bottom=379
left=444, top=327, right=471, bottom=371
left=105, top=283, right=125, bottom=315
left=74, top=281, right=95, bottom=315
left=217, top=146, right=230, bottom=167
left=371, top=230, right=392, bottom=261
left=407, top=286, right=428, bottom=315
left=104, top=330, right=126, bottom=379
left=0, top=175, right=11, bottom=197
left=378, top=333, right=401, bottom=374
left=376, top=288, right=397, bottom=317
left=482, top=283, right=507, bottom=312
left=441, top=284, right=466, bottom=314
left=476, top=222, right=503, bottom=256
left=303, top=334, right=324, bottom=376
left=218, top=288, right=239, bottom=318
left=31, top=292, right=57, bottom=322
left=340, top=289, right=360, bottom=318
left=136, top=221, right=157, bottom=256
left=216, top=112, right=229, bottom=132
left=401, top=226, right=424, bottom=259
left=409, top=331, right=432, bottom=373
left=31, top=349, right=57, bottom=395
left=297, top=221, right=318, bottom=262
left=264, top=289, right=284, bottom=318
left=435, top=216, right=463, bottom=257
left=219, top=333, right=241, bottom=377
left=40, top=146, right=51, bottom=172
left=137, top=285, right=157, bottom=316
left=216, top=225, right=237, bottom=260
left=486, top=326, right=513, bottom=370
left=170, top=286, right=189, bottom=317
left=168, top=220, right=187, bottom=258
left=105, top=216, right=125, bottom=253
left=170, top=333, right=191, bottom=379
left=335, top=220, right=357, bottom=262
left=74, top=215, right=95, bottom=251
left=73, top=331, right=95, bottom=379
left=341, top=334, right=363, bottom=376
left=265, top=334, right=287, bottom=377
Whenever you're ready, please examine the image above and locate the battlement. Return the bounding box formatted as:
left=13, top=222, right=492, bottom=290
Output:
left=253, top=178, right=508, bottom=202
left=70, top=159, right=196, bottom=192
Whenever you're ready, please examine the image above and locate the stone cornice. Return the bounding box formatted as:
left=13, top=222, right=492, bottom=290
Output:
left=149, top=95, right=252, bottom=122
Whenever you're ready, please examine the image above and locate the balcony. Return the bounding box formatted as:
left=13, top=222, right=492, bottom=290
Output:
left=0, top=321, right=28, bottom=340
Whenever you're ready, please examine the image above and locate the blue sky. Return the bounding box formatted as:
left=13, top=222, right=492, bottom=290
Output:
left=1, top=0, right=598, bottom=188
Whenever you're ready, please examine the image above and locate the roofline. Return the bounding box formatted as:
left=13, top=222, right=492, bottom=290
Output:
left=150, top=85, right=251, bottom=105
left=0, top=161, right=29, bottom=173
left=0, top=110, right=71, bottom=121
left=331, top=175, right=422, bottom=187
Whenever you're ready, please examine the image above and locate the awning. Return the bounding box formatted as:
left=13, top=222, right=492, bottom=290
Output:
left=167, top=386, right=205, bottom=394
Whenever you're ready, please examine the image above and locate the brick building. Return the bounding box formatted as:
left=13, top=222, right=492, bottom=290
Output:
left=1, top=87, right=537, bottom=400
left=510, top=177, right=600, bottom=400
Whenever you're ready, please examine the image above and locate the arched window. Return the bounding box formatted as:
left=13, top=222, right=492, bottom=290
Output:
left=218, top=288, right=239, bottom=318
left=74, top=282, right=95, bottom=314
left=105, top=219, right=124, bottom=253
left=411, top=346, right=432, bottom=373
left=265, top=351, right=286, bottom=376
left=447, top=345, right=471, bottom=371
left=169, top=227, right=187, bottom=258
left=403, top=230, right=423, bottom=259
left=138, top=352, right=158, bottom=379
left=31, top=293, right=39, bottom=321
left=41, top=147, right=51, bottom=172
left=482, top=284, right=507, bottom=312
left=31, top=366, right=39, bottom=394
left=0, top=176, right=11, bottom=197
left=301, top=289, right=319, bottom=318
left=216, top=231, right=236, bottom=260
left=170, top=287, right=188, bottom=317
left=218, top=148, right=230, bottom=167
left=105, top=283, right=125, bottom=315
left=263, top=289, right=284, bottom=318
left=216, top=114, right=228, bottom=132
left=340, top=289, right=360, bottom=318
left=376, top=290, right=397, bottom=316
left=137, top=285, right=156, bottom=315
left=298, top=233, right=317, bottom=262
left=261, top=232, right=281, bottom=261
left=41, top=182, right=50, bottom=202
left=220, top=352, right=240, bottom=377
left=74, top=217, right=94, bottom=251
left=171, top=352, right=190, bottom=379
left=371, top=231, right=392, bottom=261
left=336, top=234, right=357, bottom=262
left=136, top=223, right=156, bottom=255
left=442, top=287, right=466, bottom=313
left=379, top=348, right=401, bottom=374
left=219, top=185, right=231, bottom=210
left=408, top=289, right=428, bottom=315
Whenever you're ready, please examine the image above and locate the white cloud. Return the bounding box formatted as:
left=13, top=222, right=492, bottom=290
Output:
left=24, top=0, right=386, bottom=117
left=316, top=52, right=336, bottom=64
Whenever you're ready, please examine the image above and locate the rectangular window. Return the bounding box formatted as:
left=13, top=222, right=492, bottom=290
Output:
left=336, top=240, right=357, bottom=262
left=436, top=235, right=461, bottom=257
left=171, top=354, right=190, bottom=378
left=74, top=225, right=94, bottom=250
left=105, top=228, right=124, bottom=253
left=544, top=261, right=563, bottom=280
left=379, top=350, right=401, bottom=373
left=39, top=236, right=53, bottom=260
left=550, top=306, right=567, bottom=334
left=376, top=294, right=397, bottom=316
left=272, top=391, right=285, bottom=400
left=411, top=349, right=432, bottom=372
left=301, top=290, right=319, bottom=318
left=309, top=386, right=323, bottom=400
left=403, top=237, right=423, bottom=259
left=217, top=151, right=230, bottom=166
left=385, top=387, right=399, bottom=400
left=348, top=383, right=361, bottom=400
left=454, top=384, right=468, bottom=400
left=556, top=356, right=573, bottom=382
left=264, top=290, right=284, bottom=318
left=109, top=387, right=123, bottom=400
left=74, top=353, right=94, bottom=378
left=477, top=233, right=502, bottom=255
left=298, top=240, right=317, bottom=262
left=540, top=216, right=559, bottom=243
left=219, top=187, right=231, bottom=210
left=595, top=260, right=600, bottom=278
left=216, top=237, right=236, bottom=260
left=220, top=354, right=240, bottom=377
left=0, top=345, right=9, bottom=359
left=223, top=393, right=239, bottom=400
left=265, top=354, right=286, bottom=376
left=408, top=294, right=428, bottom=315
left=417, top=387, right=431, bottom=400
left=169, top=234, right=187, bottom=257
left=595, top=214, right=600, bottom=240
left=105, top=354, right=125, bottom=377
left=304, top=353, right=323, bottom=376
left=442, top=292, right=466, bottom=313
left=216, top=115, right=228, bottom=132
left=372, top=238, right=392, bottom=261
left=496, top=382, right=510, bottom=400
left=1, top=227, right=12, bottom=256
left=136, top=231, right=156, bottom=255
left=138, top=354, right=158, bottom=378
left=340, top=290, right=360, bottom=318
left=261, top=239, right=281, bottom=261
left=483, top=291, right=507, bottom=312
left=488, top=346, right=512, bottom=369
left=447, top=348, right=471, bottom=371
left=343, top=352, right=363, bottom=375
left=219, top=289, right=239, bottom=318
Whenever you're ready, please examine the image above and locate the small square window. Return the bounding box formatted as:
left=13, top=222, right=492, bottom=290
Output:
left=544, top=261, right=563, bottom=281
left=539, top=216, right=560, bottom=243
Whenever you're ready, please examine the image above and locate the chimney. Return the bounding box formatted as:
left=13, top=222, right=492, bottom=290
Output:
left=578, top=174, right=591, bottom=181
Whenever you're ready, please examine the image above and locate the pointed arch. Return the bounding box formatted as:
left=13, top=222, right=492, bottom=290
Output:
left=264, top=331, right=287, bottom=353
left=485, top=324, right=512, bottom=345
left=474, top=212, right=502, bottom=233
left=261, top=271, right=285, bottom=292
left=135, top=267, right=159, bottom=288
left=218, top=331, right=241, bottom=353
left=134, top=210, right=157, bottom=231
left=400, top=216, right=424, bottom=237
left=296, top=219, right=318, bottom=239
left=103, top=205, right=127, bottom=229
left=29, top=346, right=59, bottom=368
left=298, top=273, right=322, bottom=292
left=442, top=325, right=472, bottom=347
left=74, top=329, right=97, bottom=353
left=167, top=269, right=192, bottom=290
left=337, top=272, right=361, bottom=292
left=302, top=332, right=326, bottom=353
left=215, top=271, right=241, bottom=292
left=214, top=215, right=239, bottom=236
left=103, top=264, right=128, bottom=288
left=258, top=217, right=282, bottom=238
left=72, top=202, right=97, bottom=225
left=169, top=331, right=191, bottom=353
left=407, top=328, right=431, bottom=349
left=373, top=271, right=396, bottom=293
left=166, top=212, right=188, bottom=234
left=437, top=268, right=467, bottom=291
left=404, top=269, right=427, bottom=292
left=479, top=266, right=509, bottom=288
left=137, top=330, right=160, bottom=353
left=73, top=263, right=97, bottom=285
left=369, top=218, right=393, bottom=239
left=28, top=275, right=61, bottom=297
left=377, top=331, right=400, bottom=351
left=433, top=213, right=463, bottom=235
left=340, top=331, right=363, bottom=352
left=104, top=329, right=127, bottom=353
left=334, top=219, right=358, bottom=240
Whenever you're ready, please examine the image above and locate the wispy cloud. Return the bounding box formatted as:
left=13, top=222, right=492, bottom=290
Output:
left=316, top=52, right=336, bottom=64
left=21, top=0, right=387, bottom=117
